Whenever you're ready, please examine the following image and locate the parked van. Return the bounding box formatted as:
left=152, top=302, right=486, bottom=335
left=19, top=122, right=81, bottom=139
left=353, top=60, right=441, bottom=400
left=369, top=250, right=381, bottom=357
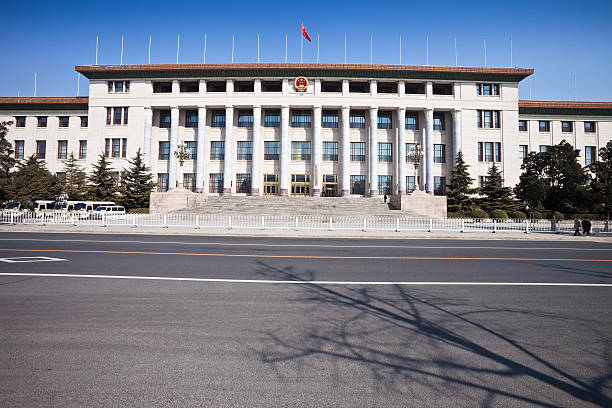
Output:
left=33, top=200, right=55, bottom=212
left=73, top=201, right=115, bottom=218
left=91, top=205, right=126, bottom=220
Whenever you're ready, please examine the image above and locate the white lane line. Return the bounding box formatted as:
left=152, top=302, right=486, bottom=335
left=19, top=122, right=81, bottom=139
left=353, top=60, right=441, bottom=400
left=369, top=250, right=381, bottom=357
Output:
left=0, top=273, right=610, bottom=287
left=0, top=238, right=609, bottom=251
left=0, top=257, right=66, bottom=263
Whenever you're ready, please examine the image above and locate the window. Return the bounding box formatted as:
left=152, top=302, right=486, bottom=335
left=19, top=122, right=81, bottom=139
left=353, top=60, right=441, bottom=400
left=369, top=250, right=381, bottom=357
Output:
left=434, top=176, right=446, bottom=195
left=406, top=143, right=418, bottom=162
left=434, top=144, right=446, bottom=163
left=378, top=142, right=392, bottom=162
left=210, top=141, right=225, bottom=160
left=478, top=176, right=491, bottom=188
left=235, top=81, right=254, bottom=92
left=405, top=83, right=425, bottom=94
left=562, top=121, right=573, bottom=133
left=321, top=81, right=342, bottom=92
left=112, top=107, right=127, bottom=125
left=237, top=141, right=252, bottom=160
left=207, top=81, right=226, bottom=92
left=477, top=110, right=501, bottom=128
left=323, top=141, right=338, bottom=161
left=238, top=110, right=254, bottom=128
left=37, top=116, right=47, bottom=128
left=211, top=110, right=226, bottom=128
left=378, top=175, right=392, bottom=196
left=349, top=110, right=366, bottom=129
left=264, top=141, right=280, bottom=160
left=236, top=174, right=251, bottom=193
left=433, top=112, right=445, bottom=130
left=185, top=110, right=198, bottom=128
left=518, top=120, right=527, bottom=132
left=264, top=110, right=280, bottom=127
left=183, top=173, right=196, bottom=192
left=108, top=81, right=130, bottom=93
left=432, top=84, right=453, bottom=95
left=584, top=122, right=596, bottom=133
left=377, top=111, right=392, bottom=129
left=153, top=82, right=172, bottom=93
left=349, top=82, right=369, bottom=93
left=157, top=173, right=169, bottom=192
left=36, top=140, right=46, bottom=159
left=477, top=83, right=500, bottom=96
left=519, top=145, right=528, bottom=161
left=80, top=116, right=88, bottom=127
left=123, top=107, right=128, bottom=124
left=105, top=138, right=110, bottom=157
left=122, top=138, right=127, bottom=158
left=158, top=141, right=170, bottom=160
left=377, top=82, right=397, bottom=94
left=14, top=140, right=24, bottom=159
left=114, top=81, right=123, bottom=93
left=112, top=138, right=121, bottom=158
left=539, top=121, right=550, bottom=132
left=350, top=175, right=365, bottom=195
left=350, top=142, right=366, bottom=162
left=291, top=141, right=311, bottom=161
left=57, top=140, right=68, bottom=159
left=478, top=142, right=501, bottom=162
left=405, top=112, right=419, bottom=130
left=186, top=141, right=197, bottom=160
left=209, top=173, right=224, bottom=193
left=179, top=81, right=199, bottom=93
left=291, top=110, right=311, bottom=128
left=159, top=110, right=171, bottom=128
left=15, top=116, right=25, bottom=127
left=406, top=176, right=419, bottom=193
left=261, top=81, right=282, bottom=92
left=539, top=145, right=548, bottom=153
left=79, top=140, right=87, bottom=159
left=322, top=110, right=339, bottom=128
left=585, top=146, right=596, bottom=165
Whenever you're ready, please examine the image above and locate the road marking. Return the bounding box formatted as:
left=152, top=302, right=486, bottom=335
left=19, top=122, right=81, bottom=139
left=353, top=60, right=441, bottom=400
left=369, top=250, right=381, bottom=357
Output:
left=0, top=248, right=610, bottom=262
left=0, top=272, right=610, bottom=287
left=0, top=256, right=66, bottom=264
left=0, top=237, right=610, bottom=251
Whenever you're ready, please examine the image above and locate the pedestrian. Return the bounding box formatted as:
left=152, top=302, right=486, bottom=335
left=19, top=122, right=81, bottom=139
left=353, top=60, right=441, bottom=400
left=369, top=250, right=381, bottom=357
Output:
left=581, top=217, right=592, bottom=236
left=574, top=217, right=582, bottom=236
left=383, top=194, right=388, bottom=203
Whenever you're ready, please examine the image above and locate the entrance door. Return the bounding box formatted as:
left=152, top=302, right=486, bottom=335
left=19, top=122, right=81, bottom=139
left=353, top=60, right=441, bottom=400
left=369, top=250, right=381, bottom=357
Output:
left=263, top=174, right=279, bottom=196
left=321, top=174, right=338, bottom=197
left=291, top=174, right=311, bottom=196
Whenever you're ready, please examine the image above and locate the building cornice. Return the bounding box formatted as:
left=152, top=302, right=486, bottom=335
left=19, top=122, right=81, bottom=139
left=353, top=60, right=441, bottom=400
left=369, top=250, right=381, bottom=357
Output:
left=0, top=97, right=89, bottom=111
left=75, top=63, right=534, bottom=82
left=519, top=100, right=612, bottom=116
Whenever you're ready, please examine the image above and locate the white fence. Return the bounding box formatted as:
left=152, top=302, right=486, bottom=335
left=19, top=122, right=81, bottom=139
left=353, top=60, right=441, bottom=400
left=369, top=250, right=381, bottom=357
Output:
left=1, top=212, right=609, bottom=234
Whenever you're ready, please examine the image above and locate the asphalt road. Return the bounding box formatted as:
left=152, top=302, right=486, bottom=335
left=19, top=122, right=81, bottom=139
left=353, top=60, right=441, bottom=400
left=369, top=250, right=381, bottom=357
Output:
left=0, top=232, right=611, bottom=407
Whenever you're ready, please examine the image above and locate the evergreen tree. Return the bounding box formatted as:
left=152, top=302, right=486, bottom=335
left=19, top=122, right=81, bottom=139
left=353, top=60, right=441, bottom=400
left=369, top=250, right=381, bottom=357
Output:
left=478, top=162, right=518, bottom=213
left=0, top=121, right=16, bottom=201
left=118, top=149, right=156, bottom=210
left=515, top=141, right=587, bottom=213
left=62, top=152, right=88, bottom=201
left=11, top=155, right=61, bottom=207
left=589, top=140, right=612, bottom=219
left=445, top=152, right=474, bottom=213
left=87, top=154, right=117, bottom=201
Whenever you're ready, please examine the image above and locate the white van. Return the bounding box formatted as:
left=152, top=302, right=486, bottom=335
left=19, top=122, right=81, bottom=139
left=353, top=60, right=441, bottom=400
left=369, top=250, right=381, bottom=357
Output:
left=33, top=200, right=55, bottom=212
left=91, top=205, right=126, bottom=220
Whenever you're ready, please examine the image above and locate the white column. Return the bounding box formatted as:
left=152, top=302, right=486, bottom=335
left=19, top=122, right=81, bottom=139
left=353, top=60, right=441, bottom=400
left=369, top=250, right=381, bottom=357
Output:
left=369, top=106, right=378, bottom=197
left=341, top=106, right=350, bottom=196
left=195, top=106, right=206, bottom=193
left=251, top=105, right=262, bottom=196
left=143, top=107, right=152, bottom=168
left=223, top=105, right=233, bottom=195
left=279, top=105, right=290, bottom=196
left=312, top=105, right=322, bottom=196
left=168, top=106, right=179, bottom=189
left=172, top=79, right=179, bottom=94
left=397, top=107, right=406, bottom=195
left=452, top=108, right=462, bottom=165
left=425, top=108, right=434, bottom=194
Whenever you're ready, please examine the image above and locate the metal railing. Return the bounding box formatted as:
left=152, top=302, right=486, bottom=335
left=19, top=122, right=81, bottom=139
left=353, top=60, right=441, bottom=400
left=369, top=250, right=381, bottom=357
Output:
left=0, top=212, right=609, bottom=234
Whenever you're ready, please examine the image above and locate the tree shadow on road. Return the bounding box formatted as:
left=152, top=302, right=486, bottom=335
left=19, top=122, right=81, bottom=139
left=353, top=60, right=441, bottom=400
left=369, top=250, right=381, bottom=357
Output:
left=252, top=261, right=612, bottom=407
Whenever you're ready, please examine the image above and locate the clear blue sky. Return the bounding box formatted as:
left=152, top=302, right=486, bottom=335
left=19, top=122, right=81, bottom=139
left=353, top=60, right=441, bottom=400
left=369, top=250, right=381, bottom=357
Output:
left=1, top=0, right=611, bottom=101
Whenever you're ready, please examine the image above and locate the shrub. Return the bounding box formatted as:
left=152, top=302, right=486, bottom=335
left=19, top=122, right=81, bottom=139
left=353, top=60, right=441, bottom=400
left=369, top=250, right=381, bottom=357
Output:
left=509, top=210, right=527, bottom=219
left=490, top=209, right=509, bottom=219
left=128, top=207, right=149, bottom=214
left=470, top=207, right=488, bottom=218
left=531, top=211, right=544, bottom=219
left=552, top=211, right=564, bottom=220
left=447, top=210, right=466, bottom=218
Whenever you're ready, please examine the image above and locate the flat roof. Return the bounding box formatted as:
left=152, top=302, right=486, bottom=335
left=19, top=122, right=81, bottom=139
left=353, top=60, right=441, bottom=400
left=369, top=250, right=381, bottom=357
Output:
left=519, top=100, right=612, bottom=116
left=75, top=63, right=534, bottom=82
left=0, top=97, right=89, bottom=111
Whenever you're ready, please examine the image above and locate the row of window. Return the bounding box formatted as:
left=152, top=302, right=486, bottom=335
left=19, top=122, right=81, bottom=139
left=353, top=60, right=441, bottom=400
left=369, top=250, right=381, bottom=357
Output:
left=14, top=116, right=88, bottom=128
left=156, top=173, right=446, bottom=196
left=14, top=140, right=87, bottom=160
left=105, top=107, right=129, bottom=125
left=477, top=110, right=501, bottom=129
left=104, top=138, right=128, bottom=158
left=161, top=109, right=446, bottom=130
left=519, top=144, right=597, bottom=165
left=107, top=81, right=130, bottom=93
left=518, top=120, right=597, bottom=133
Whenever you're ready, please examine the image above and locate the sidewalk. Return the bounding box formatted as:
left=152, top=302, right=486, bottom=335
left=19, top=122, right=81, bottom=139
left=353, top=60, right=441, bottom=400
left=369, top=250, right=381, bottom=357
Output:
left=1, top=223, right=610, bottom=241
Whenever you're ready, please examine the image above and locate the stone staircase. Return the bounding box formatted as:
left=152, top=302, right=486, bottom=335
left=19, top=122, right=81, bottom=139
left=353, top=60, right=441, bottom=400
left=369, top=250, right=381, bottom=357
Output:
left=174, top=196, right=420, bottom=216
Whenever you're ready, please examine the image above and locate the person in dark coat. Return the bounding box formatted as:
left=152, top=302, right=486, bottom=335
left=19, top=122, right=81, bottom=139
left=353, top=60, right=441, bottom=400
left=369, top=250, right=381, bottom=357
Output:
left=383, top=194, right=388, bottom=203
left=574, top=217, right=582, bottom=236
left=581, top=218, right=592, bottom=236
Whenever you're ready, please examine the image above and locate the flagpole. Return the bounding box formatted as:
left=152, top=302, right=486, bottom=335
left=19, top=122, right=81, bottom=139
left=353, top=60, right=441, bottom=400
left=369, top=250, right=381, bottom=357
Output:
left=300, top=21, right=303, bottom=63
left=484, top=39, right=487, bottom=67
left=316, top=34, right=319, bottom=63
left=34, top=72, right=37, bottom=97
left=510, top=36, right=513, bottom=67
left=95, top=35, right=98, bottom=64
left=148, top=35, right=151, bottom=64
left=426, top=35, right=429, bottom=65
left=399, top=35, right=402, bottom=65
left=370, top=34, right=372, bottom=64
left=120, top=35, right=124, bottom=65
left=257, top=33, right=260, bottom=63
left=176, top=33, right=180, bottom=64
left=203, top=34, right=207, bottom=64
left=285, top=33, right=287, bottom=63
left=344, top=34, right=347, bottom=64
left=232, top=34, right=235, bottom=63
left=454, top=37, right=457, bottom=66
left=76, top=72, right=79, bottom=96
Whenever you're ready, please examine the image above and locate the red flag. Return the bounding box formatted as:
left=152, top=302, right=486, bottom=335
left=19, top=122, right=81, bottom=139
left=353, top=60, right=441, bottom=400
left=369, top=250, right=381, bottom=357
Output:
left=302, top=24, right=312, bottom=42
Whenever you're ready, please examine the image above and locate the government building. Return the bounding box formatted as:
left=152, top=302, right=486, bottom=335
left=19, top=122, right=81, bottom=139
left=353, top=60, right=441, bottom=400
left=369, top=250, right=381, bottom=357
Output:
left=1, top=63, right=611, bottom=199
